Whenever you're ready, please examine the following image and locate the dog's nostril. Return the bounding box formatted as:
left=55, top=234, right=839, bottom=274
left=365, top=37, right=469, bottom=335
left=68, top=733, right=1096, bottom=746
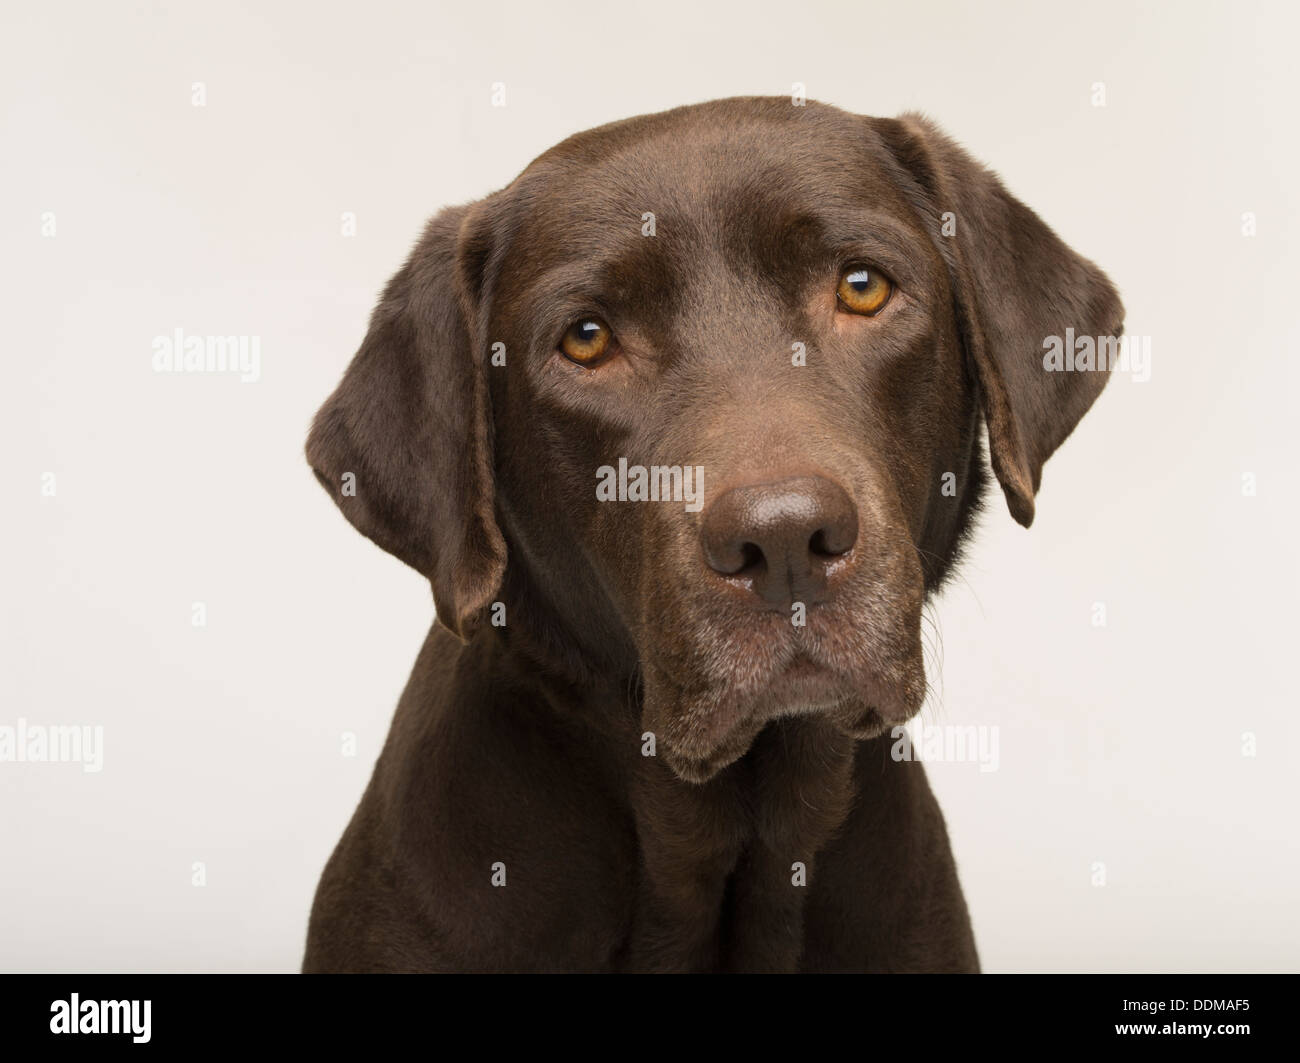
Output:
left=810, top=526, right=853, bottom=558
left=739, top=542, right=764, bottom=571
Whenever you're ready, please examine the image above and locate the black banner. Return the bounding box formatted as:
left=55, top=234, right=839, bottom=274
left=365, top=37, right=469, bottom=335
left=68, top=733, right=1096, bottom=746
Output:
left=0, top=974, right=1287, bottom=1051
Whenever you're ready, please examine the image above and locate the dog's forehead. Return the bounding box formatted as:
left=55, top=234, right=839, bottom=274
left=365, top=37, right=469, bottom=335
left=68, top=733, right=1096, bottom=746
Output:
left=502, top=99, right=907, bottom=263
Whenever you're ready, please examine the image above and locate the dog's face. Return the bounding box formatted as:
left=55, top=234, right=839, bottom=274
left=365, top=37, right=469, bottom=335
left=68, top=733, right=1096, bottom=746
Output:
left=308, top=98, right=1123, bottom=783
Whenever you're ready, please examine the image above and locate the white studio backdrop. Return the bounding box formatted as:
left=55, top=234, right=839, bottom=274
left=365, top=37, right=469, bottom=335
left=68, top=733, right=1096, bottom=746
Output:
left=1, top=0, right=1297, bottom=971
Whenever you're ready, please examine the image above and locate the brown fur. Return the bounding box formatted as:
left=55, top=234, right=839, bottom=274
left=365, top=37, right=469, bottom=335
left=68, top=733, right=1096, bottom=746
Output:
left=303, top=98, right=1123, bottom=973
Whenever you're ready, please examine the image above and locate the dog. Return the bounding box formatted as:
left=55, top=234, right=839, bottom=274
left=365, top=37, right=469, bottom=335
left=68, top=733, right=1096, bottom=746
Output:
left=302, top=97, right=1123, bottom=973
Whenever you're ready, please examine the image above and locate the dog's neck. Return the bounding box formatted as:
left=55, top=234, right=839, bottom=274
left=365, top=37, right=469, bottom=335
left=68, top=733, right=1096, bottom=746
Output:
left=619, top=714, right=860, bottom=971
left=459, top=620, right=862, bottom=972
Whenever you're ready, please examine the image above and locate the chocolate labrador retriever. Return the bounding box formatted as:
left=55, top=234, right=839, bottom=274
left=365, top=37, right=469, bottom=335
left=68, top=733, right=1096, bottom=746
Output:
left=303, top=97, right=1122, bottom=973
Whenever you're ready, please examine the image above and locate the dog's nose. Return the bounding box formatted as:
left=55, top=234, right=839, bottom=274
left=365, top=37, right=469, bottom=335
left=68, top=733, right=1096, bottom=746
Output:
left=699, top=475, right=858, bottom=606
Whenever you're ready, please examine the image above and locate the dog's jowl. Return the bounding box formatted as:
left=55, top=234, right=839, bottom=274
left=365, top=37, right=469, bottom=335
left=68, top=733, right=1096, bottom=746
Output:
left=303, top=97, right=1123, bottom=973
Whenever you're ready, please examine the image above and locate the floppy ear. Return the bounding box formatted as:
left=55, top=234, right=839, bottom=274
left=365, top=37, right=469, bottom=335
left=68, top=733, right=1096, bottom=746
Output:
left=873, top=114, right=1125, bottom=527
left=306, top=203, right=506, bottom=639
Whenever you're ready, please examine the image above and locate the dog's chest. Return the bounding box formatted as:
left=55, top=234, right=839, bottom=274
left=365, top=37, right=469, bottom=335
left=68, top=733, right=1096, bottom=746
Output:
left=615, top=718, right=859, bottom=972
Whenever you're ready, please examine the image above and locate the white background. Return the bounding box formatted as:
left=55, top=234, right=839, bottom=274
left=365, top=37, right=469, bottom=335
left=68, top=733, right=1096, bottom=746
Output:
left=2, top=0, right=1297, bottom=972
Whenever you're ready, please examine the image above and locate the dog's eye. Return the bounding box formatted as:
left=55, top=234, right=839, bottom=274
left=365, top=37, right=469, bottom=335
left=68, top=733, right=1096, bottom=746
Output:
left=559, top=317, right=614, bottom=365
left=836, top=267, right=893, bottom=316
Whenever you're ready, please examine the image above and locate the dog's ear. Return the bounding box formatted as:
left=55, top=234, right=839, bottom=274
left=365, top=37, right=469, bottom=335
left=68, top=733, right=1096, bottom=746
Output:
left=306, top=203, right=506, bottom=640
left=873, top=114, right=1124, bottom=527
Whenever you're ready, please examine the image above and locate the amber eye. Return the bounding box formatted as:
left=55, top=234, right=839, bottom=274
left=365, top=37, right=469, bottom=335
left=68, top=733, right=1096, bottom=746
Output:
left=836, top=267, right=893, bottom=316
left=559, top=317, right=614, bottom=365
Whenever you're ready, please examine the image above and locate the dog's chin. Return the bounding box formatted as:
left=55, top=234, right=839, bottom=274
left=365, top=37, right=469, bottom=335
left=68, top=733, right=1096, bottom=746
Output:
left=650, top=658, right=925, bottom=785
left=661, top=720, right=767, bottom=785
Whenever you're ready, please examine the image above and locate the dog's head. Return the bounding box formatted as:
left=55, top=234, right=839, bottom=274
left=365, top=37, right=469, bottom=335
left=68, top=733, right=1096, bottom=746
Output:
left=308, top=98, right=1123, bottom=783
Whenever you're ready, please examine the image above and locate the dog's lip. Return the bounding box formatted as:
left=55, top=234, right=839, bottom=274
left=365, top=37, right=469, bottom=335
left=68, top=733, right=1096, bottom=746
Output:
left=645, top=611, right=926, bottom=783
left=765, top=653, right=850, bottom=707
left=663, top=737, right=754, bottom=785
left=671, top=654, right=861, bottom=760
left=663, top=700, right=895, bottom=786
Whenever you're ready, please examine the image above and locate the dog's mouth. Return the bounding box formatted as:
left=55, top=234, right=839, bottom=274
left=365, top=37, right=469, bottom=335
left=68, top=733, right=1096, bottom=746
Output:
left=762, top=653, right=857, bottom=714
left=647, top=632, right=924, bottom=785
